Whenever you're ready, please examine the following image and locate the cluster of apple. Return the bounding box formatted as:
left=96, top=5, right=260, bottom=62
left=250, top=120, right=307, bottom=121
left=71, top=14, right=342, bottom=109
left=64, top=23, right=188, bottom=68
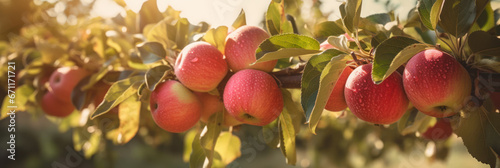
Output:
left=41, top=67, right=89, bottom=117
left=149, top=25, right=284, bottom=133
left=324, top=48, right=471, bottom=131
left=40, top=66, right=114, bottom=117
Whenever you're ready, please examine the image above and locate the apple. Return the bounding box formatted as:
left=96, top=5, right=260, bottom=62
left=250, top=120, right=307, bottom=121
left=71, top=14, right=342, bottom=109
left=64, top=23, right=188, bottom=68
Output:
left=149, top=80, right=201, bottom=133
left=344, top=63, right=409, bottom=124
left=325, top=66, right=354, bottom=111
left=224, top=25, right=276, bottom=72
left=403, top=49, right=472, bottom=118
left=422, top=118, right=453, bottom=141
left=194, top=92, right=242, bottom=126
left=223, top=69, right=283, bottom=126
left=48, top=67, right=90, bottom=103
left=175, top=41, right=228, bottom=92
left=41, top=92, right=75, bottom=117
left=195, top=92, right=224, bottom=123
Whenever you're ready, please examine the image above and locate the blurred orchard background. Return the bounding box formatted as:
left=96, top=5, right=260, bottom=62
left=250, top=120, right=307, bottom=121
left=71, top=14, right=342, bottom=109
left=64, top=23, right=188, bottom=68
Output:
left=0, top=0, right=497, bottom=167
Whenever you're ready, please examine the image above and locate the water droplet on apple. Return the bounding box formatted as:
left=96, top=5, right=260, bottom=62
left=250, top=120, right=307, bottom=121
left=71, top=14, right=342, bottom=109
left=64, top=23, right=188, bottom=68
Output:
left=191, top=57, right=199, bottom=63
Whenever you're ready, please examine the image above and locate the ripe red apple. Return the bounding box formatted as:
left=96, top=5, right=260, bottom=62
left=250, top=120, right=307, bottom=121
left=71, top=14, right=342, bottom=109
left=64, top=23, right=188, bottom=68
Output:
left=344, top=63, right=409, bottom=124
left=223, top=69, right=283, bottom=126
left=41, top=92, right=75, bottom=117
left=194, top=92, right=242, bottom=126
left=195, top=92, right=224, bottom=123
left=149, top=80, right=201, bottom=133
left=325, top=66, right=354, bottom=111
left=403, top=49, right=472, bottom=118
left=422, top=118, right=453, bottom=141
left=224, top=25, right=276, bottom=72
left=174, top=41, right=228, bottom=92
left=48, top=67, right=90, bottom=103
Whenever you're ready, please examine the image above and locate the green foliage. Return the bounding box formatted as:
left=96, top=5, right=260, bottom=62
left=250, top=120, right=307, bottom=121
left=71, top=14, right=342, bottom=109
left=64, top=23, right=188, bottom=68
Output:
left=1, top=0, right=500, bottom=167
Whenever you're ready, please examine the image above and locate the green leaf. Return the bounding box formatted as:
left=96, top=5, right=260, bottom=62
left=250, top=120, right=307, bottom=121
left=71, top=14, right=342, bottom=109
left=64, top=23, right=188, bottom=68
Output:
left=137, top=42, right=166, bottom=64
left=397, top=108, right=434, bottom=135
left=35, top=38, right=67, bottom=64
left=279, top=103, right=297, bottom=165
left=372, top=36, right=423, bottom=83
left=429, top=0, right=443, bottom=30
left=255, top=34, right=320, bottom=62
left=341, top=0, right=363, bottom=34
left=106, top=94, right=140, bottom=144
left=1, top=84, right=33, bottom=119
left=232, top=9, right=246, bottom=30
left=308, top=54, right=350, bottom=134
left=417, top=0, right=437, bottom=30
left=455, top=99, right=500, bottom=167
left=365, top=13, right=392, bottom=25
left=199, top=111, right=224, bottom=167
left=213, top=132, right=242, bottom=166
left=138, top=0, right=164, bottom=31
left=262, top=119, right=280, bottom=148
left=145, top=65, right=171, bottom=91
left=81, top=68, right=109, bottom=90
left=281, top=89, right=304, bottom=134
left=439, top=0, right=476, bottom=37
left=183, top=129, right=198, bottom=162
left=91, top=76, right=144, bottom=119
left=476, top=3, right=495, bottom=32
left=265, top=0, right=293, bottom=35
left=327, top=35, right=351, bottom=53
left=202, top=26, right=228, bottom=54
left=313, top=21, right=345, bottom=41
left=468, top=31, right=500, bottom=57
left=301, top=49, right=345, bottom=123
left=190, top=131, right=206, bottom=168
left=71, top=76, right=92, bottom=111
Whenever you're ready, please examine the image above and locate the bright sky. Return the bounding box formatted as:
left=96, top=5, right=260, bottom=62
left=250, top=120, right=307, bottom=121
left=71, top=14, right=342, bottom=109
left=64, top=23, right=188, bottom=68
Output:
left=89, top=0, right=418, bottom=27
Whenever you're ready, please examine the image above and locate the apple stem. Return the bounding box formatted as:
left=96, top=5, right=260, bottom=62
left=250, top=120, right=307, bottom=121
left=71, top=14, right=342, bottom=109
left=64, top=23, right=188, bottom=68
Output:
left=350, top=52, right=361, bottom=66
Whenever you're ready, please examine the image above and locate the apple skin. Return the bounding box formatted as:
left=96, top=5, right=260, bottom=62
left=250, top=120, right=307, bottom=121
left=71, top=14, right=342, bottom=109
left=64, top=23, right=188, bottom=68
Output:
left=194, top=92, right=243, bottom=126
left=149, top=80, right=201, bottom=133
left=403, top=49, right=472, bottom=118
left=344, top=63, right=409, bottom=124
left=224, top=25, right=276, bottom=72
left=41, top=92, right=75, bottom=117
left=223, top=69, right=283, bottom=126
left=422, top=118, right=453, bottom=141
left=195, top=92, right=224, bottom=123
left=325, top=66, right=354, bottom=111
left=48, top=67, right=90, bottom=103
left=175, top=41, right=228, bottom=92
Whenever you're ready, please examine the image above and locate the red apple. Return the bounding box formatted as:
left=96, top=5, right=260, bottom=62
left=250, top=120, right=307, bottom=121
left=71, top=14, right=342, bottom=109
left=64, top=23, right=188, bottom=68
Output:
left=195, top=92, right=242, bottom=126
left=175, top=41, right=228, bottom=92
left=325, top=66, right=354, bottom=111
left=403, top=49, right=472, bottom=118
left=48, top=67, right=90, bottom=103
left=344, top=63, right=409, bottom=124
left=149, top=80, right=201, bottom=133
left=41, top=92, right=75, bottom=117
left=195, top=92, right=224, bottom=123
left=224, top=25, right=276, bottom=72
left=422, top=118, right=453, bottom=141
left=223, top=69, right=283, bottom=126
